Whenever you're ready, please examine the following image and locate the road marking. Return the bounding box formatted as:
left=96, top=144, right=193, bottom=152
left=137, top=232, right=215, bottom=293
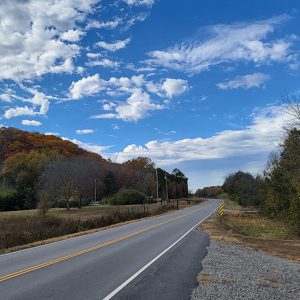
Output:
left=0, top=203, right=216, bottom=283
left=103, top=203, right=219, bottom=300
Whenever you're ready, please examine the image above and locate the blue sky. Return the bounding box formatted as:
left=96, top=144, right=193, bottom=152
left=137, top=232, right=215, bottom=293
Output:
left=0, top=0, right=300, bottom=190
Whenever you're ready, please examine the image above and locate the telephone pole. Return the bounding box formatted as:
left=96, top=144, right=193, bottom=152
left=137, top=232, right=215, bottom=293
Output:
left=155, top=168, right=159, bottom=202
left=94, top=179, right=97, bottom=202
left=165, top=174, right=169, bottom=203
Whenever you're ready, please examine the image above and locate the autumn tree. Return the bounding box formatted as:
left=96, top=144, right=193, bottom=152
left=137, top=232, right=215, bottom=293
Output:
left=3, top=151, right=51, bottom=209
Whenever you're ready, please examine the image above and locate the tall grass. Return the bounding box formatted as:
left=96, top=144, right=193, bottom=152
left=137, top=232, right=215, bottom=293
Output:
left=0, top=204, right=177, bottom=250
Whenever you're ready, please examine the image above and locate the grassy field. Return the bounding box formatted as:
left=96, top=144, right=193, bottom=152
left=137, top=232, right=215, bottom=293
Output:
left=201, top=198, right=300, bottom=263
left=0, top=198, right=203, bottom=253
left=0, top=198, right=197, bottom=219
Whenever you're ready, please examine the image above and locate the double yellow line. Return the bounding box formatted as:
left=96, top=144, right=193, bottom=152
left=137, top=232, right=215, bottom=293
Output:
left=0, top=205, right=206, bottom=283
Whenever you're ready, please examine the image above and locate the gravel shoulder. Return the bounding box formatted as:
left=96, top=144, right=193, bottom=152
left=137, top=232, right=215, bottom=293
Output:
left=191, top=238, right=300, bottom=300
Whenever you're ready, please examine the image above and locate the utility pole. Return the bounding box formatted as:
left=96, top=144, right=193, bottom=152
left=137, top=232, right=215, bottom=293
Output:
left=165, top=174, right=169, bottom=203
left=176, top=185, right=179, bottom=209
left=155, top=168, right=159, bottom=204
left=94, top=179, right=97, bottom=202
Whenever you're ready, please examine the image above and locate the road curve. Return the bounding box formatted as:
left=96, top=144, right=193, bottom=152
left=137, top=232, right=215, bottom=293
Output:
left=0, top=199, right=221, bottom=300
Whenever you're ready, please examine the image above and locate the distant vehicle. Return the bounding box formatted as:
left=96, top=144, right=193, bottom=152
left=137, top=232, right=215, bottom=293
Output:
left=89, top=201, right=101, bottom=206
left=153, top=198, right=161, bottom=203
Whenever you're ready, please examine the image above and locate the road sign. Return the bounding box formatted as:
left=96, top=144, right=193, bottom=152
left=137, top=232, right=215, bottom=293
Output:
left=219, top=203, right=224, bottom=216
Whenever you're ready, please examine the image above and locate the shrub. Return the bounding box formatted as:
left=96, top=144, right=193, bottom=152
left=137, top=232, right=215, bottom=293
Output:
left=108, top=189, right=146, bottom=205
left=0, top=189, right=20, bottom=211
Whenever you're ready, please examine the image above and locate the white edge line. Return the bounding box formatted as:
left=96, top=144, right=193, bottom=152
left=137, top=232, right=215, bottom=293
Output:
left=102, top=201, right=220, bottom=300
left=0, top=201, right=213, bottom=258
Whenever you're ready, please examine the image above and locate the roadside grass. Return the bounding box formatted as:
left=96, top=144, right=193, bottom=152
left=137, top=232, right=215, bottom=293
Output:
left=0, top=198, right=203, bottom=253
left=0, top=198, right=197, bottom=220
left=201, top=198, right=300, bottom=263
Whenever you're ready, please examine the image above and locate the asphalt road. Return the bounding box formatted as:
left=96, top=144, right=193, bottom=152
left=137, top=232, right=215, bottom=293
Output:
left=0, top=199, right=221, bottom=300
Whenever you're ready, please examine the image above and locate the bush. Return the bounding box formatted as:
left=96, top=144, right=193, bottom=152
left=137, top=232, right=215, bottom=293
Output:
left=108, top=189, right=146, bottom=205
left=0, top=189, right=20, bottom=211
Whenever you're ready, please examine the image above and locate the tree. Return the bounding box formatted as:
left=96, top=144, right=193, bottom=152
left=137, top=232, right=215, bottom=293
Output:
left=262, top=128, right=300, bottom=233
left=195, top=186, right=223, bottom=198
left=122, top=157, right=155, bottom=171
left=223, top=171, right=261, bottom=207
left=2, top=151, right=50, bottom=209
left=39, top=158, right=76, bottom=210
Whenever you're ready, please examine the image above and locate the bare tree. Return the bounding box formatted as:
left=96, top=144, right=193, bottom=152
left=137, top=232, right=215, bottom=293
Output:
left=283, top=92, right=300, bottom=127
left=39, top=157, right=77, bottom=210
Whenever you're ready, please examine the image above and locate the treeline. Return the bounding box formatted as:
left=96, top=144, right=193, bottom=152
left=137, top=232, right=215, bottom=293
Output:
left=0, top=128, right=188, bottom=211
left=223, top=128, right=300, bottom=235
left=195, top=186, right=223, bottom=198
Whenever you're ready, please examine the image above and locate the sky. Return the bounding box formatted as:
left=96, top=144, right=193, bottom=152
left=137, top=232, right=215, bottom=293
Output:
left=0, top=0, right=300, bottom=190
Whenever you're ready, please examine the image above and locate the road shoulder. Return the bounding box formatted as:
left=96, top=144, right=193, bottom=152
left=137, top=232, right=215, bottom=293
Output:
left=191, top=238, right=300, bottom=300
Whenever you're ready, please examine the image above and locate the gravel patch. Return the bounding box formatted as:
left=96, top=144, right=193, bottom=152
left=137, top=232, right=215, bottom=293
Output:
left=191, top=239, right=300, bottom=300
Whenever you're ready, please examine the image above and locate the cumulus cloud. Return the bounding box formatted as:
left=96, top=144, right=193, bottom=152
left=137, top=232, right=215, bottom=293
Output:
left=146, top=15, right=297, bottom=74
left=113, top=105, right=291, bottom=165
left=61, top=29, right=84, bottom=42
left=96, top=38, right=131, bottom=52
left=21, top=119, right=42, bottom=126
left=68, top=74, right=189, bottom=121
left=103, top=103, right=116, bottom=111
left=91, top=89, right=163, bottom=121
left=69, top=74, right=103, bottom=99
left=4, top=106, right=37, bottom=119
left=0, top=0, right=97, bottom=81
left=161, top=78, right=189, bottom=98
left=217, top=73, right=270, bottom=90
left=76, top=129, right=95, bottom=134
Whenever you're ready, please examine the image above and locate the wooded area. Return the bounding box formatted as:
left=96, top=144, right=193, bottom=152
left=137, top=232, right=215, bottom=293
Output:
left=0, top=128, right=188, bottom=212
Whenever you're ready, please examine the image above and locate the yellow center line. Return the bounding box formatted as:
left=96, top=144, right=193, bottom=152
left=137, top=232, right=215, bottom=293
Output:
left=0, top=205, right=209, bottom=283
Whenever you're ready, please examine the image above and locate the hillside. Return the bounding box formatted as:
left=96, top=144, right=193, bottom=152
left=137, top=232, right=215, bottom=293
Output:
left=0, top=127, right=106, bottom=162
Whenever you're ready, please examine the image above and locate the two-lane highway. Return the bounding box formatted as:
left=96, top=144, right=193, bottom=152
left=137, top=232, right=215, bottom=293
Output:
left=0, top=199, right=221, bottom=299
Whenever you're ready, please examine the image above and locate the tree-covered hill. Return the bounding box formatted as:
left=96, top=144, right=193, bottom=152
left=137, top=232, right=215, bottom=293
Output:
left=0, top=127, right=106, bottom=162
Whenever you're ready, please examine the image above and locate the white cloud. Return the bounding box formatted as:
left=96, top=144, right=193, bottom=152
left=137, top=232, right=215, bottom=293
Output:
left=0, top=94, right=12, bottom=102
left=103, top=103, right=116, bottom=111
left=69, top=74, right=188, bottom=100
left=86, top=19, right=121, bottom=30
left=76, top=129, right=95, bottom=134
left=0, top=0, right=97, bottom=81
left=87, top=52, right=102, bottom=58
left=124, top=13, right=149, bottom=31
left=2, top=86, right=51, bottom=118
left=161, top=78, right=189, bottom=98
left=86, top=58, right=120, bottom=68
left=217, top=73, right=270, bottom=90
left=69, top=74, right=103, bottom=99
left=91, top=89, right=163, bottom=121
left=4, top=106, right=36, bottom=119
left=113, top=105, right=291, bottom=165
left=63, top=138, right=111, bottom=155
left=96, top=38, right=131, bottom=52
left=123, top=0, right=154, bottom=6
left=146, top=15, right=297, bottom=74
left=91, top=113, right=116, bottom=119
left=112, top=124, right=120, bottom=130
left=61, top=29, right=84, bottom=42
left=22, top=119, right=42, bottom=126
left=69, top=74, right=188, bottom=121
